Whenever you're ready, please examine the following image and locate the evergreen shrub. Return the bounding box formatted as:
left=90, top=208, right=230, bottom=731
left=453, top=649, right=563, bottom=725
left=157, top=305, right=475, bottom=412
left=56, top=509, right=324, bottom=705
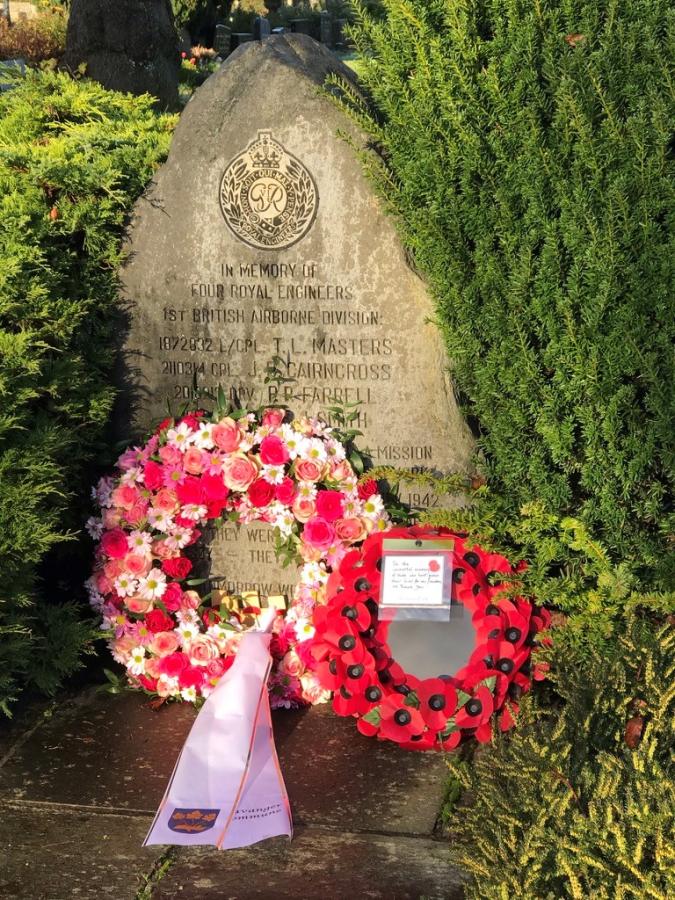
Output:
left=343, top=0, right=674, bottom=588
left=447, top=615, right=675, bottom=898
left=0, top=71, right=174, bottom=715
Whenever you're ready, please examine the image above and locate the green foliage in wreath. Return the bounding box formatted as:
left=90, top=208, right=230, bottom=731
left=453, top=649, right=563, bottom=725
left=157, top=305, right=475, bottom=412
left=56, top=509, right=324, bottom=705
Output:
left=446, top=614, right=675, bottom=898
left=336, top=0, right=675, bottom=590
left=0, top=71, right=175, bottom=715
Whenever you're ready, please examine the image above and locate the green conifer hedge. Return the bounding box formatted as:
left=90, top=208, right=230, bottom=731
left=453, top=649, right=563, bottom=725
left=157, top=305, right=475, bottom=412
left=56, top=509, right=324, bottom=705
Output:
left=0, top=71, right=174, bottom=715
left=447, top=615, right=675, bottom=898
left=344, top=0, right=674, bottom=588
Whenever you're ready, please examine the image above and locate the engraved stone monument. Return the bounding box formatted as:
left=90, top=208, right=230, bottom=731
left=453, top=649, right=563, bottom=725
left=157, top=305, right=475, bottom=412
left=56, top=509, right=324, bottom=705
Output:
left=117, top=34, right=474, bottom=600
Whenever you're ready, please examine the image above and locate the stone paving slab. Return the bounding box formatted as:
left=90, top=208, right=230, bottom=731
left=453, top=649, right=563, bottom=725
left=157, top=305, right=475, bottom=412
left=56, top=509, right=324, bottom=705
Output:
left=154, top=826, right=463, bottom=900
left=0, top=802, right=160, bottom=900
left=0, top=691, right=449, bottom=835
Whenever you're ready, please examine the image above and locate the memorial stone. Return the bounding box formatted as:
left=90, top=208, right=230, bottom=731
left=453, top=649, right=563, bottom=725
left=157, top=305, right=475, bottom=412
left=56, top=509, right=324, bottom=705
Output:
left=214, top=24, right=231, bottom=57
left=117, top=34, right=474, bottom=601
left=253, top=16, right=271, bottom=41
left=319, top=11, right=332, bottom=46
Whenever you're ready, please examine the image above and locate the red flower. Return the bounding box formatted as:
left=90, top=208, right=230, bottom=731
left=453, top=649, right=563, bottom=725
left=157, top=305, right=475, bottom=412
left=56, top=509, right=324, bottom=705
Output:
left=357, top=479, right=378, bottom=500
left=154, top=416, right=173, bottom=434
left=275, top=476, right=297, bottom=505
left=144, top=460, right=164, bottom=490
left=379, top=695, right=425, bottom=743
left=416, top=678, right=457, bottom=732
left=259, top=435, right=290, bottom=466
left=138, top=675, right=158, bottom=692
left=315, top=490, right=344, bottom=522
left=100, top=527, right=129, bottom=559
left=158, top=652, right=188, bottom=678
left=176, top=476, right=204, bottom=506
left=162, top=556, right=192, bottom=579
left=201, top=473, right=229, bottom=502
left=144, top=609, right=174, bottom=633
left=248, top=477, right=275, bottom=508
left=179, top=665, right=205, bottom=689
left=180, top=413, right=203, bottom=429
left=455, top=686, right=494, bottom=730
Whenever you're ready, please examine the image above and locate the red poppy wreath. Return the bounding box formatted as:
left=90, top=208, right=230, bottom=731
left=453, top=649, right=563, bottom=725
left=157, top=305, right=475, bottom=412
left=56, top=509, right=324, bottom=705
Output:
left=310, top=525, right=551, bottom=750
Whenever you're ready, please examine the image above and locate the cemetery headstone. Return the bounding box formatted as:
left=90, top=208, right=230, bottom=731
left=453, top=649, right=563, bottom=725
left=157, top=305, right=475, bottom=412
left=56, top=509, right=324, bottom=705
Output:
left=214, top=24, right=231, bottom=57
left=253, top=16, right=271, bottom=41
left=290, top=19, right=312, bottom=37
left=116, top=34, right=474, bottom=600
left=319, top=11, right=332, bottom=46
left=61, top=0, right=180, bottom=111
left=333, top=17, right=348, bottom=49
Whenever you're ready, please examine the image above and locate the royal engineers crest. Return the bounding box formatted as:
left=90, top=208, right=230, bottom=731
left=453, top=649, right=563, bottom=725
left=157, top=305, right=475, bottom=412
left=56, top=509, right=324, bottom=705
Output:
left=219, top=131, right=318, bottom=250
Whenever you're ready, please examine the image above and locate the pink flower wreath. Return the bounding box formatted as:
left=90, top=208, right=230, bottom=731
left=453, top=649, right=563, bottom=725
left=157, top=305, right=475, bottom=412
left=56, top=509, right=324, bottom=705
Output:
left=86, top=408, right=390, bottom=709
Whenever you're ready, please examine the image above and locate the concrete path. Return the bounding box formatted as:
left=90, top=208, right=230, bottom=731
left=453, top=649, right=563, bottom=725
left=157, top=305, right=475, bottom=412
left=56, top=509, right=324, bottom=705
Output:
left=0, top=689, right=464, bottom=899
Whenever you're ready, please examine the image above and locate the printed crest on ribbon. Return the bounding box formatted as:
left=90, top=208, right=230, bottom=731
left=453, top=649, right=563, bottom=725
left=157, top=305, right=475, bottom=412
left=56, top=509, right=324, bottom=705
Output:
left=168, top=808, right=220, bottom=834
left=219, top=131, right=318, bottom=250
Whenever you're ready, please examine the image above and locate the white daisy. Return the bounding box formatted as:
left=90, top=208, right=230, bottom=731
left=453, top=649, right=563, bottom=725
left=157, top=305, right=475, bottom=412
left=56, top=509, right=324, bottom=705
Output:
left=261, top=463, right=285, bottom=485
left=113, top=574, right=139, bottom=598
left=180, top=503, right=208, bottom=522
left=138, top=569, right=167, bottom=600
left=119, top=466, right=145, bottom=486
left=362, top=494, right=385, bottom=517
left=128, top=530, right=153, bottom=553
left=273, top=510, right=296, bottom=537
left=147, top=507, right=173, bottom=532
left=127, top=646, right=146, bottom=675
left=166, top=422, right=193, bottom=448
left=180, top=686, right=198, bottom=702
left=192, top=421, right=215, bottom=450
left=297, top=437, right=327, bottom=462
left=176, top=620, right=200, bottom=645
left=278, top=424, right=303, bottom=458
left=297, top=481, right=317, bottom=500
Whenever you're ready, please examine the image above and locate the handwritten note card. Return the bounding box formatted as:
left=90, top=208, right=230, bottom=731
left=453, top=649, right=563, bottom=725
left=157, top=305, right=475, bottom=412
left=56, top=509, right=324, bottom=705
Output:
left=381, top=554, right=448, bottom=608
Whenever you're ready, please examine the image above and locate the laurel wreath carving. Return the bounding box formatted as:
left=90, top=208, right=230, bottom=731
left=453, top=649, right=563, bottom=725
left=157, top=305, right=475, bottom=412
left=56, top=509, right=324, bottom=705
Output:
left=219, top=149, right=317, bottom=250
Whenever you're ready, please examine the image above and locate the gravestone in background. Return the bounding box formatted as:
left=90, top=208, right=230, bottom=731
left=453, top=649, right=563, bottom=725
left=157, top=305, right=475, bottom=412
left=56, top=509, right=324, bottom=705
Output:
left=116, top=34, right=474, bottom=600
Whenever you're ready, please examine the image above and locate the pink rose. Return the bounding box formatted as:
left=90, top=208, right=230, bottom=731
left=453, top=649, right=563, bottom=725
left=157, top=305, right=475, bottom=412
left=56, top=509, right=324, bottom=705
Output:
left=278, top=650, right=303, bottom=678
left=158, top=651, right=188, bottom=678
left=315, top=490, right=344, bottom=522
left=96, top=572, right=112, bottom=594
left=300, top=674, right=331, bottom=705
left=262, top=408, right=286, bottom=428
left=143, top=460, right=164, bottom=490
left=125, top=553, right=151, bottom=577
left=179, top=665, right=205, bottom=689
left=334, top=517, right=368, bottom=544
left=103, top=558, right=125, bottom=579
left=221, top=453, right=258, bottom=491
left=212, top=417, right=241, bottom=453
left=292, top=497, right=316, bottom=523
left=157, top=675, right=178, bottom=698
left=144, top=657, right=162, bottom=679
left=275, top=477, right=297, bottom=506
left=330, top=459, right=353, bottom=482
left=294, top=458, right=325, bottom=482
left=151, top=539, right=174, bottom=559
left=125, top=596, right=153, bottom=614
left=179, top=589, right=201, bottom=611
left=162, top=582, right=184, bottom=611
left=154, top=488, right=178, bottom=513
left=183, top=447, right=204, bottom=474
left=111, top=484, right=140, bottom=510
left=124, top=500, right=149, bottom=527
left=149, top=631, right=179, bottom=657
left=205, top=658, right=227, bottom=678
left=100, top=527, right=129, bottom=559
left=303, top=517, right=336, bottom=551
left=187, top=635, right=220, bottom=666
left=159, top=444, right=182, bottom=467
left=259, top=435, right=290, bottom=466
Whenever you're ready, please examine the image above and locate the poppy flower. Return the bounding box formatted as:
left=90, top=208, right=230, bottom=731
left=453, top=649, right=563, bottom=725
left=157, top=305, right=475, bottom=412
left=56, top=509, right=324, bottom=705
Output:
left=379, top=694, right=426, bottom=743
left=440, top=729, right=462, bottom=750
left=455, top=685, right=494, bottom=730
left=416, top=678, right=458, bottom=732
left=357, top=717, right=379, bottom=737
left=343, top=656, right=376, bottom=693
left=398, top=729, right=438, bottom=752
left=314, top=656, right=345, bottom=691
left=333, top=685, right=371, bottom=717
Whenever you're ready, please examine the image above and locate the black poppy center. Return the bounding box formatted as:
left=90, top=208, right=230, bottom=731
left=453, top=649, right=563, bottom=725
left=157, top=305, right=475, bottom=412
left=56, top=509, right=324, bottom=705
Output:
left=488, top=628, right=500, bottom=640
left=339, top=686, right=351, bottom=699
left=338, top=635, right=356, bottom=651
left=428, top=694, right=445, bottom=711
left=466, top=699, right=482, bottom=717
left=355, top=577, right=371, bottom=592
left=394, top=709, right=411, bottom=726
left=341, top=605, right=358, bottom=620
left=365, top=686, right=382, bottom=702
left=347, top=664, right=364, bottom=679
left=506, top=627, right=522, bottom=643
left=485, top=604, right=499, bottom=616
left=463, top=551, right=480, bottom=568
left=365, top=598, right=378, bottom=616
left=452, top=567, right=466, bottom=584
left=328, top=659, right=338, bottom=675
left=497, top=658, right=514, bottom=674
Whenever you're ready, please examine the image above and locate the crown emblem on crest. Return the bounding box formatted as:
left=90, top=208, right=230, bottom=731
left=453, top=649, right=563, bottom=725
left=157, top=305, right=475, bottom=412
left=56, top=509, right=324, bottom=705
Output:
left=220, top=131, right=318, bottom=251
left=248, top=131, right=282, bottom=169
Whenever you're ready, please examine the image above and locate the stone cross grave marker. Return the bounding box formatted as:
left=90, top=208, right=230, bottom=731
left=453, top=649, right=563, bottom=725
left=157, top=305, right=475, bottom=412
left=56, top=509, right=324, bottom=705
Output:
left=116, top=34, right=474, bottom=601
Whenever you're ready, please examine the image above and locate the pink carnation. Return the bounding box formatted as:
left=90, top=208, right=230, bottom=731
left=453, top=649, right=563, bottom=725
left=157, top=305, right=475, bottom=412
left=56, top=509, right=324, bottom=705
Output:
left=143, top=460, right=164, bottom=490
left=315, top=490, right=344, bottom=522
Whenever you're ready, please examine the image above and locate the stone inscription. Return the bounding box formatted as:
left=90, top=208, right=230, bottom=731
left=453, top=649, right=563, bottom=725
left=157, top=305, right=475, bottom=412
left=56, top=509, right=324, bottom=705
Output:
left=118, top=35, right=475, bottom=599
